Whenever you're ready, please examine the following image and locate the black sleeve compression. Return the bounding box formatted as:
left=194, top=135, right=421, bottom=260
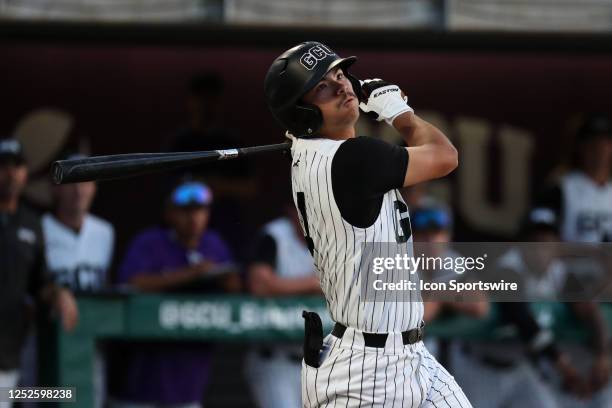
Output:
left=535, top=184, right=563, bottom=217
left=249, top=233, right=277, bottom=269
left=331, top=136, right=408, bottom=228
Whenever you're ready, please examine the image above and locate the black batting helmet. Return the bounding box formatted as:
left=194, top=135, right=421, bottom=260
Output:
left=264, top=41, right=361, bottom=138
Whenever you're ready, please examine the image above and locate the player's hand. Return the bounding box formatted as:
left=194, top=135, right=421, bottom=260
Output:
left=589, top=353, right=610, bottom=393
left=358, top=78, right=413, bottom=126
left=285, top=131, right=297, bottom=142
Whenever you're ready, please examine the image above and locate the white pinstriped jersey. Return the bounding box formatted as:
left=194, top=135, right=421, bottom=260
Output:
left=290, top=137, right=423, bottom=333
left=559, top=172, right=612, bottom=242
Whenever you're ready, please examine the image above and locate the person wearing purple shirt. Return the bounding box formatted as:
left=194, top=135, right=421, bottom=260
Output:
left=110, top=181, right=241, bottom=408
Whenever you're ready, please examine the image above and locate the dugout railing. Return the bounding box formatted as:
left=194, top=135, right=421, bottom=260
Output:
left=38, top=294, right=612, bottom=408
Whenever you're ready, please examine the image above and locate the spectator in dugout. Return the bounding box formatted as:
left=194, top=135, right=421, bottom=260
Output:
left=539, top=113, right=612, bottom=243
left=244, top=203, right=321, bottom=408
left=0, top=139, right=78, bottom=407
left=450, top=206, right=609, bottom=407
left=41, top=151, right=114, bottom=408
left=536, top=114, right=612, bottom=406
left=43, top=152, right=115, bottom=292
left=109, top=180, right=240, bottom=408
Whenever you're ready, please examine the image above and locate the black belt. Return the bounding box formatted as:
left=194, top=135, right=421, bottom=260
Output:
left=332, top=322, right=425, bottom=348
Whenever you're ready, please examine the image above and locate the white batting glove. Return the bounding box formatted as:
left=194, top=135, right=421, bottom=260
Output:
left=284, top=131, right=297, bottom=142
left=359, top=79, right=413, bottom=126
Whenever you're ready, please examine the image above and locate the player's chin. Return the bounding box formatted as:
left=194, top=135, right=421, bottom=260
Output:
left=339, top=99, right=359, bottom=116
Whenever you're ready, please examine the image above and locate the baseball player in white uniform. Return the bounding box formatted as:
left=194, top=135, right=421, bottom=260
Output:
left=43, top=212, right=114, bottom=292
left=264, top=42, right=471, bottom=407
left=43, top=152, right=114, bottom=291
left=42, top=157, right=114, bottom=408
left=543, top=115, right=612, bottom=244
left=244, top=207, right=321, bottom=408
left=538, top=115, right=612, bottom=407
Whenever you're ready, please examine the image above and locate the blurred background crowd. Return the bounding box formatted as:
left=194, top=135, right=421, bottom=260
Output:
left=1, top=0, right=612, bottom=407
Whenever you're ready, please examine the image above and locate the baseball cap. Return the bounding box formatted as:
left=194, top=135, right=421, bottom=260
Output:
left=170, top=182, right=213, bottom=208
left=412, top=206, right=452, bottom=232
left=0, top=139, right=25, bottom=165
left=577, top=114, right=612, bottom=142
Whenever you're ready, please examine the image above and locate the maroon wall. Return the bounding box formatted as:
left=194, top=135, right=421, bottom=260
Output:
left=2, top=35, right=611, bottom=260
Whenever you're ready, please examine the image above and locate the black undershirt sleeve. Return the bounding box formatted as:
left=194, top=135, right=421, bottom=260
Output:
left=497, top=302, right=560, bottom=361
left=249, top=233, right=278, bottom=270
left=535, top=184, right=563, bottom=219
left=331, top=136, right=408, bottom=228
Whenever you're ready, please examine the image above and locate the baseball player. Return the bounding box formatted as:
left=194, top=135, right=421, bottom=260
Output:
left=244, top=204, right=321, bottom=408
left=264, top=42, right=471, bottom=407
left=43, top=153, right=115, bottom=293
left=41, top=153, right=114, bottom=408
left=540, top=114, right=612, bottom=243
left=538, top=115, right=612, bottom=406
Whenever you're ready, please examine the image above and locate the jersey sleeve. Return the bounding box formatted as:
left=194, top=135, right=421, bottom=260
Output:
left=249, top=233, right=278, bottom=269
left=332, top=136, right=408, bottom=198
left=331, top=137, right=409, bottom=227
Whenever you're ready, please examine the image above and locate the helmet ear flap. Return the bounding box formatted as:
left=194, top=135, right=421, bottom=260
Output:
left=293, top=104, right=323, bottom=137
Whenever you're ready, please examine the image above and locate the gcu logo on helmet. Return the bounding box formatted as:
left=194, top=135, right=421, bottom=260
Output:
left=299, top=44, right=335, bottom=70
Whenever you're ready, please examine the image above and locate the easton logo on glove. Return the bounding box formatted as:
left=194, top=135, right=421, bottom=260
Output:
left=373, top=87, right=401, bottom=98
left=359, top=78, right=413, bottom=126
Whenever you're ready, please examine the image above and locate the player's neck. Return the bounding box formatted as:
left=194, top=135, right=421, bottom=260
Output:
left=174, top=231, right=201, bottom=249
left=321, top=126, right=356, bottom=141
left=55, top=210, right=86, bottom=233
left=582, top=167, right=610, bottom=186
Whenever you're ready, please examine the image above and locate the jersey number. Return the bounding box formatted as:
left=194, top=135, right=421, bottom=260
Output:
left=296, top=194, right=411, bottom=250
left=296, top=192, right=315, bottom=256
left=394, top=200, right=412, bottom=243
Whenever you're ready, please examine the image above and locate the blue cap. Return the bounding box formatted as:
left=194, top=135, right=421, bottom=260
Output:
left=0, top=139, right=25, bottom=164
left=170, top=182, right=213, bottom=207
left=412, top=206, right=451, bottom=231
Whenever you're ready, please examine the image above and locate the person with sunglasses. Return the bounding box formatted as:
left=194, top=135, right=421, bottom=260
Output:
left=109, top=180, right=240, bottom=408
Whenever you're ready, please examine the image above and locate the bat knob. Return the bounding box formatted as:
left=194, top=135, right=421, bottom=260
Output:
left=52, top=161, right=64, bottom=184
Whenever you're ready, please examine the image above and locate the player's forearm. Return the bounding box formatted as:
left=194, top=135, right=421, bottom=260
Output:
left=129, top=267, right=199, bottom=292
left=395, top=112, right=458, bottom=181
left=447, top=300, right=490, bottom=318
left=422, top=301, right=442, bottom=322
left=220, top=273, right=243, bottom=293
left=394, top=112, right=455, bottom=152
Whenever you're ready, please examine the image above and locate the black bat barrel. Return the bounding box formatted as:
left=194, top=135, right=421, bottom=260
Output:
left=51, top=142, right=291, bottom=184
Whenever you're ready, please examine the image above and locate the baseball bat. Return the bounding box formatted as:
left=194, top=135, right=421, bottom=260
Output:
left=52, top=142, right=292, bottom=184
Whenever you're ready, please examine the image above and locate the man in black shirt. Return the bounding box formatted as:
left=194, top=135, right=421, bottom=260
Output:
left=0, top=139, right=78, bottom=399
